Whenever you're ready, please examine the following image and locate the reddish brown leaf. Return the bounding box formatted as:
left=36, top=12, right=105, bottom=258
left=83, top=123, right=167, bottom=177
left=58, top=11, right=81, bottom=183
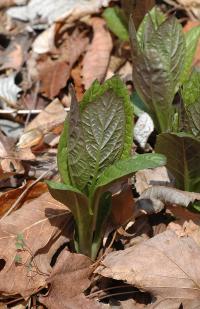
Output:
left=0, top=181, right=48, bottom=218
left=37, top=31, right=89, bottom=99
left=82, top=18, right=113, bottom=89
left=39, top=250, right=105, bottom=309
left=111, top=184, right=135, bottom=226
left=39, top=60, right=70, bottom=99
left=0, top=192, right=72, bottom=298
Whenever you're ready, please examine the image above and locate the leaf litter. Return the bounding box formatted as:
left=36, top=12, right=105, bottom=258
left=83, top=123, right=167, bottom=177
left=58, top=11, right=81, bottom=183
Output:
left=0, top=0, right=200, bottom=308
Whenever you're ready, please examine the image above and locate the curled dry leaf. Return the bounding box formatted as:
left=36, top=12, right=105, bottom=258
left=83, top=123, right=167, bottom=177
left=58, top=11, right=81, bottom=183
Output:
left=140, top=185, right=200, bottom=207
left=82, top=18, right=113, bottom=89
left=39, top=250, right=105, bottom=309
left=32, top=24, right=56, bottom=54
left=0, top=181, right=47, bottom=218
left=134, top=112, right=154, bottom=148
left=97, top=230, right=200, bottom=308
left=0, top=192, right=72, bottom=298
left=0, top=74, right=21, bottom=109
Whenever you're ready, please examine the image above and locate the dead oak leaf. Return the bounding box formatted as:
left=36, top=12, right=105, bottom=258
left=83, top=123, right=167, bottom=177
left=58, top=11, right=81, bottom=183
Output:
left=82, top=17, right=113, bottom=89
left=37, top=31, right=89, bottom=99
left=97, top=230, right=200, bottom=308
left=0, top=192, right=72, bottom=298
left=39, top=250, right=107, bottom=309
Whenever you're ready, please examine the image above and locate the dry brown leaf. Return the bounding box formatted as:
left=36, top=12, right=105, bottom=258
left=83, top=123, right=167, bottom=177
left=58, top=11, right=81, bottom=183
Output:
left=97, top=230, right=200, bottom=308
left=37, top=31, right=89, bottom=99
left=0, top=181, right=47, bottom=218
left=38, top=60, right=70, bottom=99
left=71, top=62, right=84, bottom=101
left=0, top=192, right=72, bottom=298
left=39, top=250, right=105, bottom=309
left=82, top=18, right=113, bottom=89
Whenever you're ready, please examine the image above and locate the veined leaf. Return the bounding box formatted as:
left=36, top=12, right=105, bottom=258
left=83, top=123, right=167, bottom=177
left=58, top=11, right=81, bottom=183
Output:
left=130, top=14, right=185, bottom=132
left=180, top=25, right=200, bottom=85
left=67, top=87, right=91, bottom=191
left=75, top=77, right=133, bottom=193
left=181, top=70, right=200, bottom=107
left=137, top=7, right=166, bottom=46
left=103, top=7, right=129, bottom=41
left=187, top=102, right=200, bottom=138
left=130, top=17, right=174, bottom=131
left=181, top=71, right=200, bottom=137
left=147, top=16, right=185, bottom=90
left=95, top=153, right=166, bottom=190
left=155, top=133, right=200, bottom=192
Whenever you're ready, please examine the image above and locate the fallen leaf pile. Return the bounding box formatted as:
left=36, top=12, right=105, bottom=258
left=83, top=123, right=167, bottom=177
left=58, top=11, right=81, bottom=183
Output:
left=0, top=0, right=200, bottom=308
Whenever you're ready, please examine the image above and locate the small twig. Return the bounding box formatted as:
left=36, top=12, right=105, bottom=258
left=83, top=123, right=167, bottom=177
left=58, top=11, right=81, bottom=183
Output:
left=98, top=290, right=139, bottom=301
left=25, top=81, right=40, bottom=127
left=0, top=165, right=56, bottom=220
left=0, top=107, right=70, bottom=115
left=87, top=284, right=131, bottom=299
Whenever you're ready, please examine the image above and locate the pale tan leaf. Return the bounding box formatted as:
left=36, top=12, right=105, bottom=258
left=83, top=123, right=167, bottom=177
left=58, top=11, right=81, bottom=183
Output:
left=24, top=99, right=66, bottom=133
left=0, top=192, right=72, bottom=297
left=32, top=24, right=56, bottom=54
left=97, top=230, right=200, bottom=308
left=135, top=166, right=172, bottom=195
left=39, top=250, right=107, bottom=309
left=82, top=18, right=113, bottom=89
left=7, top=0, right=112, bottom=25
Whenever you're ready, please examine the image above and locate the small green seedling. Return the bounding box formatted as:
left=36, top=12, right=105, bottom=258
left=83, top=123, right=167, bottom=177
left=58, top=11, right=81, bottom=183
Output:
left=47, top=76, right=166, bottom=259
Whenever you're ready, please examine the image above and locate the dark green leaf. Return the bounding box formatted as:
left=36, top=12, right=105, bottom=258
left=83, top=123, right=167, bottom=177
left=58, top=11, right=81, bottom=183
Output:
left=187, top=102, right=200, bottom=138
left=155, top=132, right=200, bottom=192
left=103, top=7, right=129, bottom=41
left=180, top=26, right=200, bottom=84
left=131, top=91, right=149, bottom=116
left=68, top=77, right=133, bottom=189
left=137, top=7, right=166, bottom=45
left=57, top=120, right=70, bottom=184
left=181, top=70, right=200, bottom=107
left=181, top=71, right=200, bottom=137
left=95, top=153, right=166, bottom=190
left=129, top=14, right=185, bottom=132
left=67, top=87, right=91, bottom=191
left=130, top=17, right=174, bottom=131
left=147, top=16, right=185, bottom=89
left=91, top=191, right=112, bottom=259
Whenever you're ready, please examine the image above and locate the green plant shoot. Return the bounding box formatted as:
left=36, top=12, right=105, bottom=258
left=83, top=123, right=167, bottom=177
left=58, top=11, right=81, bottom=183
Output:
left=47, top=76, right=166, bottom=259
